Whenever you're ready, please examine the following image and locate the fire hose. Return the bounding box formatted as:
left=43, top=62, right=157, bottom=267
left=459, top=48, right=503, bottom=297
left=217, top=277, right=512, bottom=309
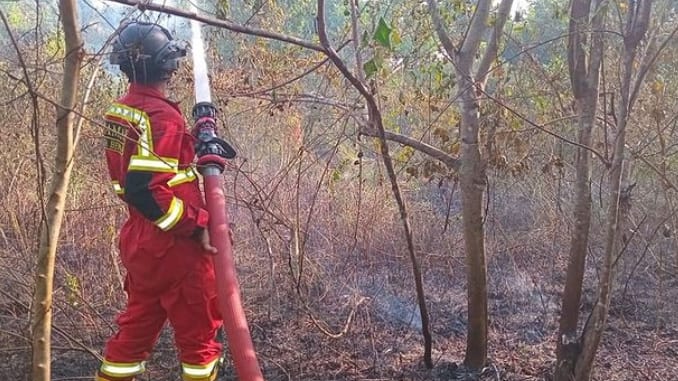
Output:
left=189, top=12, right=265, bottom=381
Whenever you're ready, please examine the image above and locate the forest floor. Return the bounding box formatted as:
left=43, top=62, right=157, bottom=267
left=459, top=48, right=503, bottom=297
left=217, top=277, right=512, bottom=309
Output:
left=2, top=238, right=677, bottom=380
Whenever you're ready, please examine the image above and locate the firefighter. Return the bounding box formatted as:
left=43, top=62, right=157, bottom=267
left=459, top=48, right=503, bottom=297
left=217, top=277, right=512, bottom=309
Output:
left=97, top=21, right=222, bottom=381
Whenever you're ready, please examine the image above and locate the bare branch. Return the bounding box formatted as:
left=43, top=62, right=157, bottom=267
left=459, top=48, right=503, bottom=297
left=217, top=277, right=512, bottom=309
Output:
left=360, top=126, right=460, bottom=170
left=629, top=18, right=678, bottom=110
left=426, top=0, right=457, bottom=60
left=315, top=0, right=370, bottom=100
left=631, top=150, right=678, bottom=191
left=475, top=0, right=514, bottom=86
left=0, top=7, right=46, bottom=216
left=318, top=0, right=433, bottom=367
left=234, top=40, right=351, bottom=98
left=458, top=0, right=491, bottom=70
left=304, top=297, right=367, bottom=339
left=479, top=87, right=609, bottom=165
left=349, top=0, right=365, bottom=84
left=105, top=0, right=324, bottom=52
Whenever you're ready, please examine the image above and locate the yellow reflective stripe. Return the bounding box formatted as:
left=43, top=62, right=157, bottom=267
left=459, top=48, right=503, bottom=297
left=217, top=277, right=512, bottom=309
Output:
left=112, top=181, right=124, bottom=195
left=182, top=358, right=219, bottom=378
left=155, top=197, right=184, bottom=231
left=128, top=156, right=179, bottom=173
left=100, top=360, right=145, bottom=377
left=168, top=168, right=197, bottom=187
left=106, top=103, right=153, bottom=157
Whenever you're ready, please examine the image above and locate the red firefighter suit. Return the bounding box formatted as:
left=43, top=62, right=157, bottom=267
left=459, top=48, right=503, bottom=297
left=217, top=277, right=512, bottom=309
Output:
left=99, top=83, right=222, bottom=381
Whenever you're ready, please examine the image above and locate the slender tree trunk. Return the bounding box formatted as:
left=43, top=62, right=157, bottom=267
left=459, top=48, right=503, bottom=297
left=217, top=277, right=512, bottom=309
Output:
left=30, top=1, right=83, bottom=380
left=574, top=54, right=631, bottom=381
left=554, top=97, right=597, bottom=381
left=457, top=76, right=488, bottom=368
left=554, top=1, right=605, bottom=379
left=427, top=0, right=513, bottom=368
left=317, top=0, right=434, bottom=367
left=454, top=16, right=490, bottom=370
left=574, top=2, right=653, bottom=379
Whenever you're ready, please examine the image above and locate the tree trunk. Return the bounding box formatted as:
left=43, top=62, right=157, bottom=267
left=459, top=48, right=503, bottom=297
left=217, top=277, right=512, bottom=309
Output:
left=554, top=1, right=606, bottom=379
left=458, top=77, right=488, bottom=368
left=317, top=0, right=434, bottom=367
left=454, top=0, right=491, bottom=365
left=427, top=0, right=513, bottom=368
left=574, top=2, right=652, bottom=379
left=30, top=1, right=83, bottom=380
left=554, top=97, right=597, bottom=381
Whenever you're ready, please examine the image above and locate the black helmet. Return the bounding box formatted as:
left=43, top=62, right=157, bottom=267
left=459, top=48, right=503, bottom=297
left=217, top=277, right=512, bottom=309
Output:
left=110, top=21, right=187, bottom=83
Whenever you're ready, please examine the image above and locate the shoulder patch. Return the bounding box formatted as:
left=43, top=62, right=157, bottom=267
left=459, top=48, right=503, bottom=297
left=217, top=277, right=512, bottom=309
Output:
left=104, top=121, right=126, bottom=154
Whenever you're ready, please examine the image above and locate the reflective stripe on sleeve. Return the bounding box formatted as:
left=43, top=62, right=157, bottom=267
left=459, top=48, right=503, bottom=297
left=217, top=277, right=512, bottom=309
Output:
left=168, top=168, right=198, bottom=187
left=181, top=357, right=219, bottom=379
left=112, top=181, right=124, bottom=195
left=154, top=197, right=184, bottom=231
left=128, top=156, right=179, bottom=173
left=100, top=360, right=145, bottom=377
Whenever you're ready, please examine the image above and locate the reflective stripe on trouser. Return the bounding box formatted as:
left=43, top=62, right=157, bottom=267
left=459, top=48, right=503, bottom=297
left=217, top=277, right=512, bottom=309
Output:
left=98, top=360, right=145, bottom=379
left=181, top=357, right=220, bottom=381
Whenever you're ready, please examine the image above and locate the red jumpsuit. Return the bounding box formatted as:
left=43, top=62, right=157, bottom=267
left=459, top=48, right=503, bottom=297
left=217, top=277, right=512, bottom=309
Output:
left=99, top=83, right=222, bottom=381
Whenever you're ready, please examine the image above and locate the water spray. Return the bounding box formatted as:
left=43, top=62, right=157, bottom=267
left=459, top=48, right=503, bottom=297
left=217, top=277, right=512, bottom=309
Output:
left=188, top=5, right=265, bottom=381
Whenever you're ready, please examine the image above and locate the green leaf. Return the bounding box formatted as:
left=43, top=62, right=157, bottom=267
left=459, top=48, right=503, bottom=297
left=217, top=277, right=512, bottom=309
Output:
left=373, top=17, right=392, bottom=49
left=364, top=58, right=381, bottom=79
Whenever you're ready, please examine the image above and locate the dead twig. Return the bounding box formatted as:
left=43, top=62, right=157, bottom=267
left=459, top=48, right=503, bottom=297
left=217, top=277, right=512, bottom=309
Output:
left=304, top=297, right=367, bottom=339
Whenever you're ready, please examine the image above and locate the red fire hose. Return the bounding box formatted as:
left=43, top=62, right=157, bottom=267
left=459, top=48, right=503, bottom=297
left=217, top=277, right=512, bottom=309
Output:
left=199, top=155, right=264, bottom=381
left=187, top=3, right=262, bottom=375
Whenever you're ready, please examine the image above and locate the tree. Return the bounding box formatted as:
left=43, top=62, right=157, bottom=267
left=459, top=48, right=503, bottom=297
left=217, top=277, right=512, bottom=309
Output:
left=316, top=0, right=435, bottom=367
left=574, top=3, right=654, bottom=380
left=427, top=0, right=514, bottom=369
left=18, top=1, right=83, bottom=380
left=556, top=1, right=661, bottom=380
left=553, top=0, right=607, bottom=379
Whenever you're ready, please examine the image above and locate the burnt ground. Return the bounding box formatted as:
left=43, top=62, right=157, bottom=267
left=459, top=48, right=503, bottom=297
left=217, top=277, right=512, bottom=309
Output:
left=2, top=240, right=676, bottom=381
left=2, top=189, right=678, bottom=381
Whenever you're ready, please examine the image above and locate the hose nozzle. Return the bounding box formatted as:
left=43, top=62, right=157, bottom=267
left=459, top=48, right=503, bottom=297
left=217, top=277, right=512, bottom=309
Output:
left=191, top=102, right=236, bottom=174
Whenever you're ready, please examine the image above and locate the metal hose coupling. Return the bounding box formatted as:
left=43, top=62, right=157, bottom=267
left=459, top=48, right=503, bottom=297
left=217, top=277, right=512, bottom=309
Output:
left=192, top=102, right=236, bottom=174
